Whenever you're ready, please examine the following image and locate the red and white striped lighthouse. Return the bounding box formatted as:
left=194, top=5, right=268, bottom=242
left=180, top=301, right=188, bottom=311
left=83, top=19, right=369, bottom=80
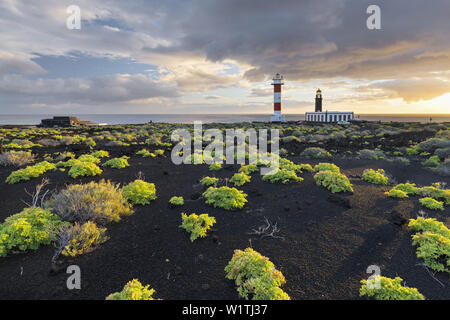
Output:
left=270, top=73, right=286, bottom=122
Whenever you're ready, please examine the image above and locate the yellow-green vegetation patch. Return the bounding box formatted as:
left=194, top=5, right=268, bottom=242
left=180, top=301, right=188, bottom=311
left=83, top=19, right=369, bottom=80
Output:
left=122, top=179, right=157, bottom=205
left=225, top=248, right=290, bottom=300
left=102, top=156, right=130, bottom=169
left=262, top=169, right=303, bottom=184
left=106, top=279, right=161, bottom=300
left=203, top=186, right=247, bottom=210
left=314, top=162, right=340, bottom=173
left=360, top=276, right=424, bottom=300
left=209, top=162, right=222, bottom=171
left=362, top=168, right=389, bottom=185
left=230, top=172, right=251, bottom=186
left=46, top=179, right=133, bottom=224
left=419, top=197, right=444, bottom=211
left=69, top=161, right=103, bottom=178
left=0, top=207, right=68, bottom=257
left=90, top=150, right=109, bottom=158
left=6, top=161, right=56, bottom=184
left=314, top=170, right=353, bottom=193
left=136, top=149, right=154, bottom=157
left=169, top=196, right=184, bottom=206
left=408, top=217, right=450, bottom=273
left=180, top=213, right=216, bottom=242
left=386, top=188, right=408, bottom=198
left=200, top=176, right=219, bottom=187
left=239, top=164, right=259, bottom=174
left=60, top=221, right=109, bottom=258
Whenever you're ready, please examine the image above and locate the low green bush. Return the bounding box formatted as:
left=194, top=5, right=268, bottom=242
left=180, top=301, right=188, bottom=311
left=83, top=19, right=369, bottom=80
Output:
left=6, top=161, right=56, bottom=184
left=60, top=221, right=109, bottom=257
left=180, top=213, right=216, bottom=242
left=103, top=156, right=130, bottom=169
left=68, top=161, right=102, bottom=178
left=225, top=248, right=290, bottom=300
left=408, top=217, right=450, bottom=273
left=209, top=162, right=222, bottom=171
left=422, top=155, right=441, bottom=167
left=362, top=169, right=388, bottom=185
left=360, top=276, right=424, bottom=300
left=169, top=196, right=184, bottom=206
left=386, top=188, right=408, bottom=198
left=106, top=279, right=160, bottom=300
left=314, top=170, right=353, bottom=193
left=200, top=176, right=219, bottom=187
left=90, top=150, right=109, bottom=158
left=314, top=163, right=340, bottom=173
left=419, top=197, right=444, bottom=211
left=136, top=149, right=154, bottom=157
left=230, top=172, right=251, bottom=186
left=239, top=164, right=259, bottom=174
left=203, top=186, right=247, bottom=210
left=262, top=169, right=303, bottom=184
left=122, top=180, right=157, bottom=205
left=0, top=207, right=68, bottom=257
left=391, top=183, right=421, bottom=196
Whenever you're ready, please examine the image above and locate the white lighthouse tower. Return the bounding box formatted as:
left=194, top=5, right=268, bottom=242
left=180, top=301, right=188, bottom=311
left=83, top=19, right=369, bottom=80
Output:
left=270, top=73, right=286, bottom=122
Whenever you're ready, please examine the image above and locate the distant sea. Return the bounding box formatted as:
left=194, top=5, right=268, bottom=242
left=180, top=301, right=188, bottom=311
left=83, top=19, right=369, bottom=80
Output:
left=0, top=114, right=449, bottom=125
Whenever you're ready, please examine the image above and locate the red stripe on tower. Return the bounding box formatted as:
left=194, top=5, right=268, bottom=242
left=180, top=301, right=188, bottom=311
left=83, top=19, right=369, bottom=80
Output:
left=270, top=73, right=285, bottom=122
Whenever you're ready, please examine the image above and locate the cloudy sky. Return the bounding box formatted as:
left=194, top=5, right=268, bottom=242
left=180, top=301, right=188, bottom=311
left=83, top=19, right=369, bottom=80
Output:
left=0, top=0, right=449, bottom=114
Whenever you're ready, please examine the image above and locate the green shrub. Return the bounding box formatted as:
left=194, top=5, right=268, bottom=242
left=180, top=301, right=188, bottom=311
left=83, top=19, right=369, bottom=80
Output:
left=77, top=154, right=101, bottom=164
left=103, top=156, right=130, bottom=169
left=314, top=163, right=340, bottom=173
left=419, top=197, right=444, bottom=211
left=61, top=221, right=109, bottom=257
left=230, top=172, right=251, bottom=186
left=203, top=186, right=248, bottom=210
left=360, top=276, right=424, bottom=300
left=314, top=170, right=353, bottom=193
left=169, top=196, right=184, bottom=206
left=422, top=155, right=441, bottom=167
left=90, top=150, right=109, bottom=158
left=6, top=161, right=56, bottom=184
left=122, top=180, right=157, bottom=205
left=420, top=186, right=450, bottom=205
left=180, top=213, right=216, bottom=242
left=200, top=176, right=219, bottom=187
left=262, top=169, right=303, bottom=184
left=225, top=248, right=290, bottom=300
left=386, top=188, right=408, bottom=198
left=0, top=207, right=68, bottom=257
left=68, top=161, right=102, bottom=178
left=298, top=163, right=314, bottom=172
left=136, top=149, right=154, bottom=157
left=408, top=217, right=450, bottom=273
left=209, top=162, right=222, bottom=171
left=391, top=183, right=421, bottom=196
left=239, top=164, right=259, bottom=174
left=46, top=180, right=133, bottom=224
left=362, top=169, right=388, bottom=185
left=106, top=279, right=160, bottom=300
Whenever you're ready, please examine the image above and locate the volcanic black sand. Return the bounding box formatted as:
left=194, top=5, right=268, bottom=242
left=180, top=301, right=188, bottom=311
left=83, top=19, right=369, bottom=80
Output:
left=0, top=122, right=448, bottom=300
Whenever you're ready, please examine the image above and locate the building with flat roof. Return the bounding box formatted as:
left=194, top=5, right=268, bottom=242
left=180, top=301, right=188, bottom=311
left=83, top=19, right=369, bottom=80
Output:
left=305, top=89, right=354, bottom=123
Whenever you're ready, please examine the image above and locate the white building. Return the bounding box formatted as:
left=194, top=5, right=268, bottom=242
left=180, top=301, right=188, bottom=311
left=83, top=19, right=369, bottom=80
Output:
left=305, top=89, right=354, bottom=123
left=305, top=111, right=354, bottom=123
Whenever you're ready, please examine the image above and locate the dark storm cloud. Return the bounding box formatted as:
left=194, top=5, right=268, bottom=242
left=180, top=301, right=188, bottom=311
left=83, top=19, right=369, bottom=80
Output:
left=145, top=0, right=450, bottom=81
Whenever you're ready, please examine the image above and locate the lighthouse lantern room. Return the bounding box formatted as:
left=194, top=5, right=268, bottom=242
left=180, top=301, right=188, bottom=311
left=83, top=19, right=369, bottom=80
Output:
left=270, top=73, right=286, bottom=122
